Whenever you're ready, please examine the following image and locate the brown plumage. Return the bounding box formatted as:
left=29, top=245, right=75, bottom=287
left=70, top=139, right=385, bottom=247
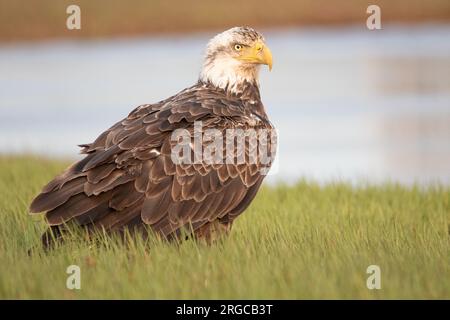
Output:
left=29, top=27, right=276, bottom=247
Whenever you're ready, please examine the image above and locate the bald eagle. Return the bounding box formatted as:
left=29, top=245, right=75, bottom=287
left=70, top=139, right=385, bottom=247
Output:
left=29, top=27, right=276, bottom=247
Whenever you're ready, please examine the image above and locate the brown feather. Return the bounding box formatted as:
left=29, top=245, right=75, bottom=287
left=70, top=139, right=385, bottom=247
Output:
left=30, top=177, right=86, bottom=213
left=29, top=79, right=275, bottom=244
left=46, top=191, right=112, bottom=225
left=109, top=182, right=143, bottom=211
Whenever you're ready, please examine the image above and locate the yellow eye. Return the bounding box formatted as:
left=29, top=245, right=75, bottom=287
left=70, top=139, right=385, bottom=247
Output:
left=234, top=44, right=243, bottom=51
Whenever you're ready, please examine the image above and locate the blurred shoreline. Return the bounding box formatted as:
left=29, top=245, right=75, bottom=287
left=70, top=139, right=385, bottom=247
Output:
left=0, top=0, right=449, bottom=43
left=1, top=24, right=449, bottom=186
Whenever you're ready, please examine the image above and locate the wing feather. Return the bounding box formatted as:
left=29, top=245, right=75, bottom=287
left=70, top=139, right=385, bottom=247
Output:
left=29, top=82, right=274, bottom=242
left=30, top=177, right=86, bottom=213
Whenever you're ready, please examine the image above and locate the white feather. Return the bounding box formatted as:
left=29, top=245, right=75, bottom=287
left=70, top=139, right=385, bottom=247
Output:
left=199, top=28, right=260, bottom=93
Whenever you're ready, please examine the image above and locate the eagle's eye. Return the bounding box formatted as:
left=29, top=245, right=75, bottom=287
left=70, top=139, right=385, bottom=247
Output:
left=234, top=44, right=243, bottom=51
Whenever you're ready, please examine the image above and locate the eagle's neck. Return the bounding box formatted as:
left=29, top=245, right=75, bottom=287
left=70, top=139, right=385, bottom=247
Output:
left=199, top=57, right=261, bottom=95
left=199, top=77, right=267, bottom=120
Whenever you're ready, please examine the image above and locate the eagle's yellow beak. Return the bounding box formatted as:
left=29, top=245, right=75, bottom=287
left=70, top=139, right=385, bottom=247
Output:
left=239, top=41, right=273, bottom=71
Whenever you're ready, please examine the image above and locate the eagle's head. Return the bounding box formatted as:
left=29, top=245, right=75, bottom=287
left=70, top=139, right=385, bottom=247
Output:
left=199, top=27, right=273, bottom=93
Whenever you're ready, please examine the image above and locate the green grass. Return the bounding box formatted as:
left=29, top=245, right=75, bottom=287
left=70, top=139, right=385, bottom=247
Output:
left=0, top=155, right=448, bottom=299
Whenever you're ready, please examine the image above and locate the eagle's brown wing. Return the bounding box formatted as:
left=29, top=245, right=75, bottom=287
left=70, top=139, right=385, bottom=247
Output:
left=29, top=84, right=274, bottom=240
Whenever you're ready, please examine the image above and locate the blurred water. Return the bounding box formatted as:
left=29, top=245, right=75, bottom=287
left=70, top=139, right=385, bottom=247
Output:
left=1, top=25, right=449, bottom=185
